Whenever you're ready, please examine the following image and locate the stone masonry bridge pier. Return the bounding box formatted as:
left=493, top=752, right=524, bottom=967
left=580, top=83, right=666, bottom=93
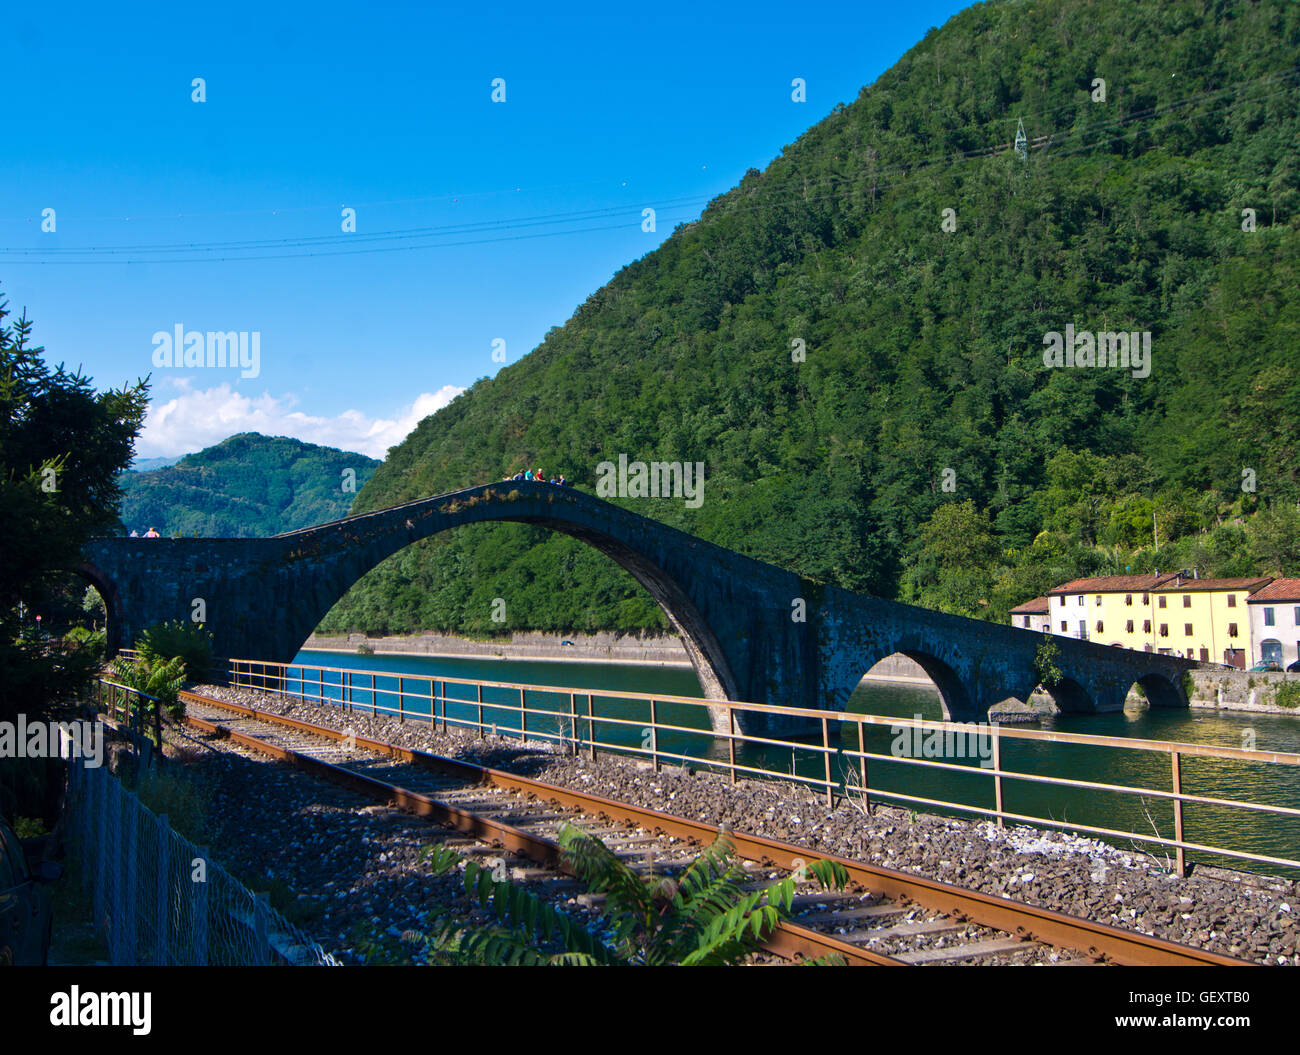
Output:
left=81, top=482, right=1196, bottom=735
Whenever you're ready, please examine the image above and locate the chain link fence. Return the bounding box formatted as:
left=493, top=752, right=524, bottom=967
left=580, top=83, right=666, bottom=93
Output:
left=66, top=759, right=340, bottom=966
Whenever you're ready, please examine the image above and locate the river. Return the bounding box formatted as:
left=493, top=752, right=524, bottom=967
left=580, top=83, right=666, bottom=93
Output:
left=289, top=648, right=1300, bottom=877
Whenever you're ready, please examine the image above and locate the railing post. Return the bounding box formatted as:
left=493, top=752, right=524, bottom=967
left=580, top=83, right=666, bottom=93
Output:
left=156, top=813, right=170, bottom=966
left=992, top=723, right=1004, bottom=828
left=345, top=670, right=351, bottom=711
left=569, top=692, right=578, bottom=756
left=858, top=721, right=871, bottom=814
left=398, top=676, right=404, bottom=722
left=587, top=695, right=596, bottom=761
left=822, top=716, right=833, bottom=808
left=650, top=699, right=659, bottom=773
left=1172, top=750, right=1187, bottom=877
left=476, top=683, right=484, bottom=738
left=728, top=709, right=737, bottom=785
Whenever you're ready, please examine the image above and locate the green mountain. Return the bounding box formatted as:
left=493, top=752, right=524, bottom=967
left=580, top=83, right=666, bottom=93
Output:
left=118, top=433, right=379, bottom=538
left=318, top=0, right=1300, bottom=638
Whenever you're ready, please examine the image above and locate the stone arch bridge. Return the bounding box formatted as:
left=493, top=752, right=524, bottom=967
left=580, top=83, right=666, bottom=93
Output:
left=81, top=481, right=1195, bottom=734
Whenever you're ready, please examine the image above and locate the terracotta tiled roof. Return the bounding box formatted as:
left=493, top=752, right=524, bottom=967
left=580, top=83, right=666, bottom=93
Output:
left=1247, top=578, right=1300, bottom=602
left=1009, top=596, right=1051, bottom=614
left=1156, top=576, right=1272, bottom=593
left=1047, top=574, right=1176, bottom=595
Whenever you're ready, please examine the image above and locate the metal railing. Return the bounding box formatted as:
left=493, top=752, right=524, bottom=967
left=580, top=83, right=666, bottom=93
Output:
left=97, top=678, right=163, bottom=751
left=223, top=657, right=1300, bottom=877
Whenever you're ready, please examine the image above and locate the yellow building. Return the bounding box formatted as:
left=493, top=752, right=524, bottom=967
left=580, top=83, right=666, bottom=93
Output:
left=1044, top=574, right=1270, bottom=666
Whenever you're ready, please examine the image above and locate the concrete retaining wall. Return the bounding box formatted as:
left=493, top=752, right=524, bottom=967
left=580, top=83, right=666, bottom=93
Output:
left=1187, top=668, right=1300, bottom=716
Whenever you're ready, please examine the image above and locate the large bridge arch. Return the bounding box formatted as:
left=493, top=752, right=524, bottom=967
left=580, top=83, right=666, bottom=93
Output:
left=82, top=481, right=1200, bottom=735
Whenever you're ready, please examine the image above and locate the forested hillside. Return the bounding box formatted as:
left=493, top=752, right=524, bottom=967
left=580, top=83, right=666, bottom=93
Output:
left=319, top=0, right=1300, bottom=637
left=118, top=433, right=379, bottom=537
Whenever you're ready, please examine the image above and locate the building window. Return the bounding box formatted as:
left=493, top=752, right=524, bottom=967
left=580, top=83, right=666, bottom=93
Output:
left=1184, top=623, right=1193, bottom=636
left=1060, top=621, right=1067, bottom=632
left=1058, top=595, right=1065, bottom=607
left=1227, top=595, right=1236, bottom=608
left=1229, top=623, right=1238, bottom=637
left=1183, top=595, right=1191, bottom=608
left=1200, top=648, right=1209, bottom=662
left=1096, top=620, right=1104, bottom=632
left=1160, top=624, right=1168, bottom=637
left=1096, top=595, right=1103, bottom=605
left=1142, top=593, right=1149, bottom=604
left=1023, top=616, right=1030, bottom=628
left=1265, top=607, right=1276, bottom=627
left=1158, top=596, right=1167, bottom=609
left=1294, top=607, right=1300, bottom=624
left=1143, top=619, right=1151, bottom=632
left=1078, top=595, right=1084, bottom=606
left=1125, top=594, right=1132, bottom=606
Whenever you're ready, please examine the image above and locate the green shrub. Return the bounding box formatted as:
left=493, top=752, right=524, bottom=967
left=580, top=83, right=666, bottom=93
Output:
left=1274, top=681, right=1300, bottom=709
left=138, top=620, right=215, bottom=682
left=63, top=626, right=106, bottom=661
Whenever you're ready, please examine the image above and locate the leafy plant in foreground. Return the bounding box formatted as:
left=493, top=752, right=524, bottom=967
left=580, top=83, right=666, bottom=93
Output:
left=418, top=823, right=849, bottom=965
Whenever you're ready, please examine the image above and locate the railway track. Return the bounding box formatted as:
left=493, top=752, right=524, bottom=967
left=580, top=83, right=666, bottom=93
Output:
left=173, top=688, right=1251, bottom=967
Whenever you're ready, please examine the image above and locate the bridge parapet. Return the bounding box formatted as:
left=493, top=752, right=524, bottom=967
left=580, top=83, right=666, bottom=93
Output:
left=82, top=482, right=1196, bottom=734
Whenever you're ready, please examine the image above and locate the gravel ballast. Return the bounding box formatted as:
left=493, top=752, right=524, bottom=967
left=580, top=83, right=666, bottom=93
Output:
left=184, top=683, right=1300, bottom=965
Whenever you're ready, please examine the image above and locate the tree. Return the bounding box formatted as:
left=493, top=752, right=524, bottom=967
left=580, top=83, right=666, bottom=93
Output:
left=0, top=289, right=148, bottom=816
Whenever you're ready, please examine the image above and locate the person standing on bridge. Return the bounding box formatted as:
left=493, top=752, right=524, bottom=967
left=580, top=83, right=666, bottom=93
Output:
left=143, top=526, right=160, bottom=538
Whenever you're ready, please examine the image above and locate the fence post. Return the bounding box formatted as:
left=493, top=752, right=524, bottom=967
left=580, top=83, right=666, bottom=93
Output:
left=398, top=676, right=405, bottom=723
left=1171, top=750, right=1187, bottom=877
left=520, top=688, right=527, bottom=743
left=194, top=846, right=210, bottom=966
left=94, top=764, right=106, bottom=932
left=78, top=763, right=92, bottom=891
left=156, top=814, right=170, bottom=965
left=992, top=723, right=1004, bottom=828
left=477, top=683, right=484, bottom=738
left=108, top=777, right=124, bottom=965
left=254, top=891, right=271, bottom=966
left=123, top=791, right=138, bottom=964
left=586, top=695, right=596, bottom=760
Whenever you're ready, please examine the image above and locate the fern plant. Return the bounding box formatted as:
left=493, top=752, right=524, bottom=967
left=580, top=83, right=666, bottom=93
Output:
left=108, top=653, right=185, bottom=720
left=416, top=823, right=848, bottom=966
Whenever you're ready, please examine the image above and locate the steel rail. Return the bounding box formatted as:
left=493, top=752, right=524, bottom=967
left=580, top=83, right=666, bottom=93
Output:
left=177, top=688, right=1253, bottom=966
left=177, top=696, right=896, bottom=966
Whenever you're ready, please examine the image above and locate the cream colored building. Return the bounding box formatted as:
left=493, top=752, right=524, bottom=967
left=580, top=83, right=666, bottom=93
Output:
left=1009, top=596, right=1050, bottom=632
left=1042, top=573, right=1269, bottom=666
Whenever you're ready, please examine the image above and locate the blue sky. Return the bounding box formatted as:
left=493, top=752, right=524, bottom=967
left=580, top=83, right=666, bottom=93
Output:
left=1, top=0, right=970, bottom=460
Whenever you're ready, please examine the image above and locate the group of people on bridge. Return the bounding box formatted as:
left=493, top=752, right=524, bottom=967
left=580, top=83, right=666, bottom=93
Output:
left=503, top=468, right=569, bottom=486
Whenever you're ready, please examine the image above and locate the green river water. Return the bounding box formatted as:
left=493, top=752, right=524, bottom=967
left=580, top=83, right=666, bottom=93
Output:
left=288, top=649, right=1300, bottom=877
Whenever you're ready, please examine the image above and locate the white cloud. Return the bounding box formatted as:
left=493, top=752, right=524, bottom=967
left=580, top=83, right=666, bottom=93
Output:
left=137, top=382, right=464, bottom=460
